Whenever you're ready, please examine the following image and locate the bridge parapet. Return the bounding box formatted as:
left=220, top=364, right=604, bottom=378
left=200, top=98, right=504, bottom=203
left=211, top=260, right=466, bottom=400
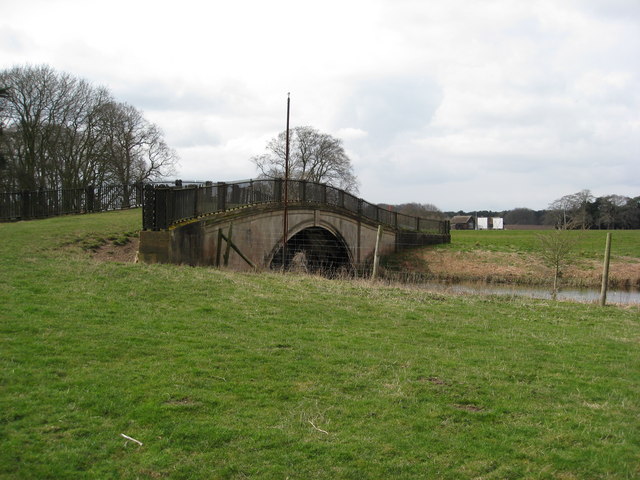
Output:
left=143, top=178, right=450, bottom=235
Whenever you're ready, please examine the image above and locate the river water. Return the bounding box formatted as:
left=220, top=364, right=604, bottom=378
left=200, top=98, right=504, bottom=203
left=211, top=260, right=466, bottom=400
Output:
left=420, top=281, right=640, bottom=305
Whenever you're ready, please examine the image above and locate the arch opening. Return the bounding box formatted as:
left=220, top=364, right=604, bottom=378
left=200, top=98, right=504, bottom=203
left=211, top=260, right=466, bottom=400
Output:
left=270, top=227, right=353, bottom=276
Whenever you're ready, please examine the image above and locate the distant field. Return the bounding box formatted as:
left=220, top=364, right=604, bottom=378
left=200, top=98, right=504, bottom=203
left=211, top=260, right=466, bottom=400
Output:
left=444, top=229, right=640, bottom=259
left=1, top=211, right=639, bottom=479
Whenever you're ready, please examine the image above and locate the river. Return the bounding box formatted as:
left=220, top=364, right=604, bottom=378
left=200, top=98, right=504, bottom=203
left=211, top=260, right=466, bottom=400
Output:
left=421, top=281, right=640, bottom=305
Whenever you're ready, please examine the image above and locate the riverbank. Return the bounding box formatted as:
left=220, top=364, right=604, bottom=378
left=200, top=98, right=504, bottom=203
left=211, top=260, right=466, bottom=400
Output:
left=420, top=249, right=639, bottom=289
left=383, top=230, right=640, bottom=290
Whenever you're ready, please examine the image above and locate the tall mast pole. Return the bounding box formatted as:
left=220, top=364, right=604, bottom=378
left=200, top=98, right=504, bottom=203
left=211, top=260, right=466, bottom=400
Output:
left=283, top=93, right=290, bottom=269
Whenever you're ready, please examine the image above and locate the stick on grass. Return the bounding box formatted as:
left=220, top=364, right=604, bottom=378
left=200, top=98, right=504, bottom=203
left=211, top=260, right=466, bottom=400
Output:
left=120, top=433, right=143, bottom=446
left=308, top=421, right=329, bottom=435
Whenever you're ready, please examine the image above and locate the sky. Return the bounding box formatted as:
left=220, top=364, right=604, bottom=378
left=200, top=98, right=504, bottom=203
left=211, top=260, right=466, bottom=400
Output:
left=1, top=0, right=639, bottom=211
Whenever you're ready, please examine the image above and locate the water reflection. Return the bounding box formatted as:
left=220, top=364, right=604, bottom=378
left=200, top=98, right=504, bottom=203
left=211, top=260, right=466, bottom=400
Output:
left=422, top=281, right=640, bottom=305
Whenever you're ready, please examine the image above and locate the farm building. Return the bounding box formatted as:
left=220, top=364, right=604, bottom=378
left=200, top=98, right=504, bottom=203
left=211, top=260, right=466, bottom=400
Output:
left=477, top=217, right=504, bottom=230
left=450, top=215, right=475, bottom=230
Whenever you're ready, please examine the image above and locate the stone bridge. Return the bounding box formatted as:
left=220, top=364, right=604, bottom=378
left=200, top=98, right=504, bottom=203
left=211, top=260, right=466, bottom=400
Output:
left=138, top=179, right=450, bottom=273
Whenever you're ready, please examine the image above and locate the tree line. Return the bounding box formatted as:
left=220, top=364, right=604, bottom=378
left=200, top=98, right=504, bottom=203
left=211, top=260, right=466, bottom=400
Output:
left=445, top=189, right=640, bottom=229
left=0, top=65, right=177, bottom=192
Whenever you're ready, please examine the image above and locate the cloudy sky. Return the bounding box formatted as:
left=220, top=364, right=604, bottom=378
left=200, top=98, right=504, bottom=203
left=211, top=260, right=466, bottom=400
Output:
left=2, top=0, right=638, bottom=211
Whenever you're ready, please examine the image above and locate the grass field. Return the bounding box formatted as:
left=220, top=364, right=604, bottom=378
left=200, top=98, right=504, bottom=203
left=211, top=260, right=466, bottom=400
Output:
left=446, top=229, right=640, bottom=259
left=1, top=211, right=639, bottom=479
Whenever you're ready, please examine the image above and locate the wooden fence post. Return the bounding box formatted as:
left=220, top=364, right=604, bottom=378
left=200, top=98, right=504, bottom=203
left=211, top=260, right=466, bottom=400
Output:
left=216, top=229, right=223, bottom=267
left=223, top=224, right=233, bottom=267
left=599, top=232, right=612, bottom=307
left=371, top=225, right=383, bottom=280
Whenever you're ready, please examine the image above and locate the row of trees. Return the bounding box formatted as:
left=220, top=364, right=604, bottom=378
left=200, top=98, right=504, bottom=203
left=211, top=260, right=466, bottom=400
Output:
left=0, top=65, right=177, bottom=192
left=546, top=190, right=639, bottom=230
left=447, top=190, right=640, bottom=230
left=378, top=202, right=445, bottom=220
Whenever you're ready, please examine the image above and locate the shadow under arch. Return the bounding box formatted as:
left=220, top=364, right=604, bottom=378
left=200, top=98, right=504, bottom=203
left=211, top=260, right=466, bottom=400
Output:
left=270, top=226, right=353, bottom=276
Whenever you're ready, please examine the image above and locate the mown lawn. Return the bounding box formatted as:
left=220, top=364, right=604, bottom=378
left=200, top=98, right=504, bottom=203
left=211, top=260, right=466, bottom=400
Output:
left=1, top=211, right=639, bottom=479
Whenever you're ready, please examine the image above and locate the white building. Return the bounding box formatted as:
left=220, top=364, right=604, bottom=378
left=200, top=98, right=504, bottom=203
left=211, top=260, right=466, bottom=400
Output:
left=477, top=217, right=504, bottom=230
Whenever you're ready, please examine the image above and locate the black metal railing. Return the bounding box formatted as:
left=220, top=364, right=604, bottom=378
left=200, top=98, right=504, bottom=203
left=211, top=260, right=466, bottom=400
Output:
left=0, top=184, right=144, bottom=221
left=143, top=179, right=450, bottom=235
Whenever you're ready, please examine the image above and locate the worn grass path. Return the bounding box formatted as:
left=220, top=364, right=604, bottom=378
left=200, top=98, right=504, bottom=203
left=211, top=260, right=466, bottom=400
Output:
left=1, top=211, right=639, bottom=479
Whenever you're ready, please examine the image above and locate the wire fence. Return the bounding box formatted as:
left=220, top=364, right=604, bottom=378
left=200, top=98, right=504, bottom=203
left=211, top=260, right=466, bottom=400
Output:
left=143, top=178, right=450, bottom=235
left=0, top=184, right=144, bottom=221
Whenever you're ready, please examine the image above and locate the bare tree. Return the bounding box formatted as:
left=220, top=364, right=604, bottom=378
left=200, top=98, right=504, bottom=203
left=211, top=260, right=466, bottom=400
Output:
left=91, top=101, right=178, bottom=207
left=0, top=65, right=114, bottom=189
left=536, top=229, right=577, bottom=299
left=0, top=65, right=178, bottom=192
left=96, top=101, right=178, bottom=185
left=251, top=126, right=358, bottom=193
left=572, top=189, right=594, bottom=229
left=547, top=189, right=594, bottom=229
left=0, top=86, right=9, bottom=175
left=0, top=65, right=60, bottom=189
left=46, top=84, right=114, bottom=189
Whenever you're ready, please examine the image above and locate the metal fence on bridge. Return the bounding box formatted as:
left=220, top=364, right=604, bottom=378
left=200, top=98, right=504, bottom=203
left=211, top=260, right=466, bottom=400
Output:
left=0, top=184, right=144, bottom=221
left=142, top=179, right=450, bottom=235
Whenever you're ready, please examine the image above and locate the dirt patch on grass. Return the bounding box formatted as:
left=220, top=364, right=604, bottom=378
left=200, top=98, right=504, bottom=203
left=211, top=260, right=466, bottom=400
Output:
left=91, top=237, right=139, bottom=263
left=453, top=404, right=484, bottom=412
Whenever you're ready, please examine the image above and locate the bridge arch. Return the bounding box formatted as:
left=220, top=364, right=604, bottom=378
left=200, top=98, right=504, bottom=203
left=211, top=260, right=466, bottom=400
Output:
left=268, top=222, right=354, bottom=275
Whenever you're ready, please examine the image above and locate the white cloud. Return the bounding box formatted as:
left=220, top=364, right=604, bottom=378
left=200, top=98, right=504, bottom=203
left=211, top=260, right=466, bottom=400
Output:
left=1, top=0, right=638, bottom=210
left=337, top=128, right=369, bottom=140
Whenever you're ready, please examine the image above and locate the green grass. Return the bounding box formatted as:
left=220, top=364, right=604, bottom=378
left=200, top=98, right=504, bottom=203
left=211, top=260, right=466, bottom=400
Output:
left=441, top=229, right=640, bottom=259
left=1, top=211, right=639, bottom=479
